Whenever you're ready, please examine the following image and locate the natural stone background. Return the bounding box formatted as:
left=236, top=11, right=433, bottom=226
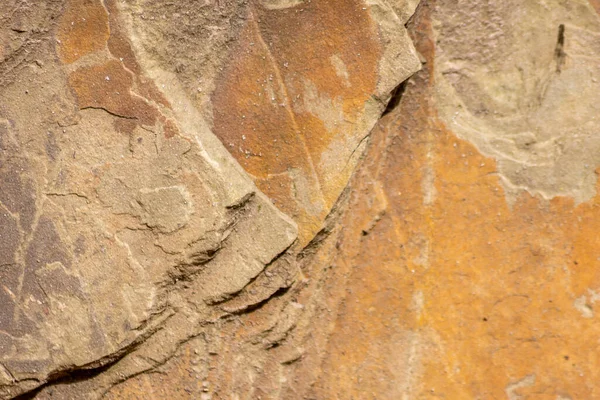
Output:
left=1, top=0, right=600, bottom=399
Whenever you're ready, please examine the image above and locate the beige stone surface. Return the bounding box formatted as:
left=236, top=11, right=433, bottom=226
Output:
left=121, top=0, right=420, bottom=246
left=434, top=0, right=600, bottom=204
left=0, top=0, right=297, bottom=397
left=0, top=0, right=418, bottom=398
left=3, top=0, right=600, bottom=399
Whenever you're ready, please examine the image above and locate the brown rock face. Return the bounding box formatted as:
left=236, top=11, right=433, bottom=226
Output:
left=0, top=0, right=298, bottom=397
left=121, top=0, right=420, bottom=246
left=2, top=0, right=600, bottom=399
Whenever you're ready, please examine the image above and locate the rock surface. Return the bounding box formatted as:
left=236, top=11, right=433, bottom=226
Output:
left=2, top=0, right=600, bottom=399
left=0, top=0, right=299, bottom=397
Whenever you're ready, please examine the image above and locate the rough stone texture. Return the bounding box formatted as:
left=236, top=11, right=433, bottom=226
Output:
left=2, top=0, right=600, bottom=399
left=0, top=0, right=298, bottom=397
left=119, top=0, right=420, bottom=245
left=105, top=1, right=600, bottom=399
left=0, top=0, right=418, bottom=398
left=434, top=0, right=600, bottom=204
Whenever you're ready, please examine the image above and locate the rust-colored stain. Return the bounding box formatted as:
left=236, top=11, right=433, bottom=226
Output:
left=212, top=0, right=383, bottom=245
left=313, top=3, right=600, bottom=399
left=58, top=0, right=179, bottom=139
left=103, top=0, right=172, bottom=110
left=68, top=60, right=156, bottom=125
left=56, top=0, right=110, bottom=64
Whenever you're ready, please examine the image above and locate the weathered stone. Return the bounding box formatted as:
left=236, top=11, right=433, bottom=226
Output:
left=433, top=0, right=600, bottom=204
left=120, top=0, right=420, bottom=245
left=248, top=2, right=600, bottom=399
left=0, top=0, right=297, bottom=397
left=5, top=0, right=600, bottom=399
left=105, top=1, right=600, bottom=400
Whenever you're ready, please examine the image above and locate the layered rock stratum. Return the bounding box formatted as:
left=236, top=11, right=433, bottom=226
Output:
left=1, top=0, right=600, bottom=399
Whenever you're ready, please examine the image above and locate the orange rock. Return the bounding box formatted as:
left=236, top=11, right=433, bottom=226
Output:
left=13, top=0, right=600, bottom=399
left=211, top=0, right=413, bottom=245
left=56, top=0, right=110, bottom=64
left=310, top=3, right=600, bottom=399
left=68, top=60, right=155, bottom=125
